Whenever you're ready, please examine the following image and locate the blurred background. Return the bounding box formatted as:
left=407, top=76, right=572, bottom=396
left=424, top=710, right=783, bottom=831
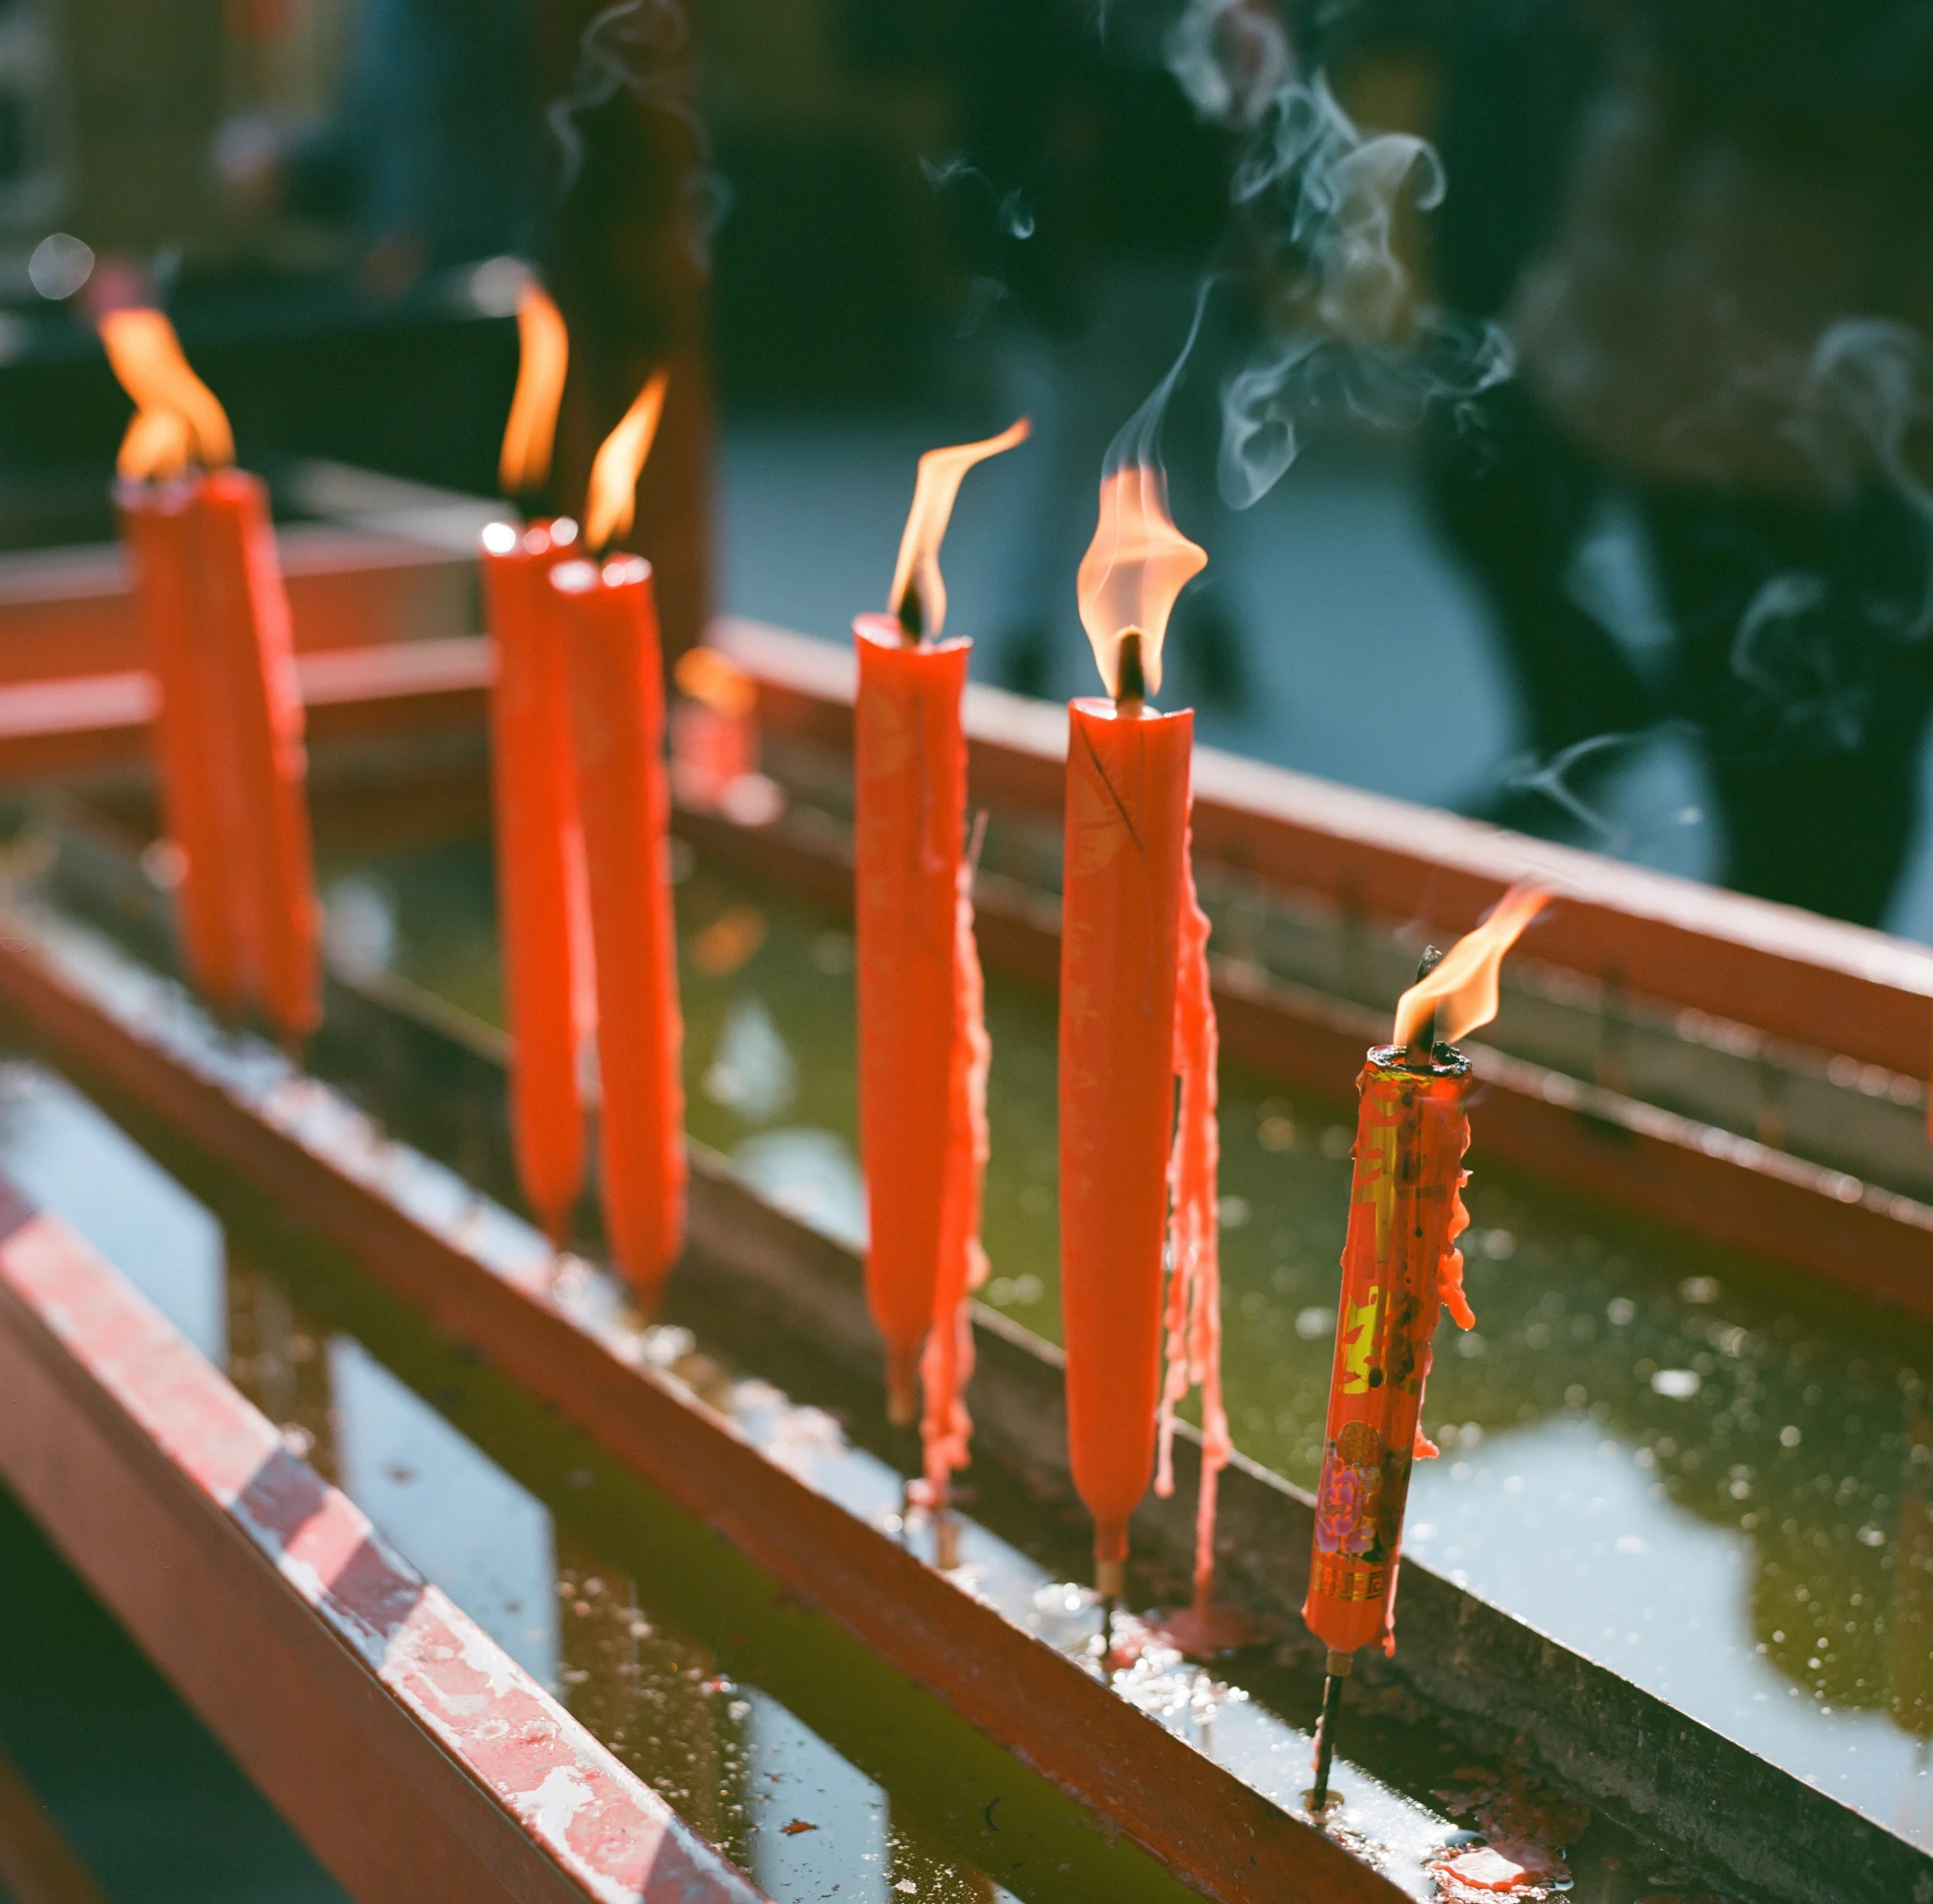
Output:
left=7, top=0, right=1933, bottom=935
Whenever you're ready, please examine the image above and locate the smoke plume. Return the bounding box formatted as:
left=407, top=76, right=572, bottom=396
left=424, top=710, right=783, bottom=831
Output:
left=547, top=0, right=728, bottom=262
left=1162, top=3, right=1512, bottom=509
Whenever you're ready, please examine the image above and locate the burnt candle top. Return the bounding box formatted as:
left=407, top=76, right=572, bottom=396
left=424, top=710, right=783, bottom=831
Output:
left=552, top=554, right=651, bottom=595
left=482, top=517, right=579, bottom=561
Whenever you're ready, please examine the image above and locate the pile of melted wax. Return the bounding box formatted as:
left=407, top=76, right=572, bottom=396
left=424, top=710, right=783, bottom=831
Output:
left=1424, top=1766, right=1586, bottom=1900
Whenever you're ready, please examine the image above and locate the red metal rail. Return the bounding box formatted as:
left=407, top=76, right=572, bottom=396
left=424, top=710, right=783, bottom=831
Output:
left=0, top=637, right=492, bottom=787
left=0, top=902, right=1402, bottom=1904
left=0, top=1740, right=106, bottom=1904
left=0, top=530, right=475, bottom=684
left=716, top=617, right=1933, bottom=1083
left=0, top=1169, right=769, bottom=1904
left=675, top=796, right=1933, bottom=1320
left=0, top=526, right=1923, bottom=1083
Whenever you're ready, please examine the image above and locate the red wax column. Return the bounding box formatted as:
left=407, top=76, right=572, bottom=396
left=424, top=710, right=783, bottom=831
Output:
left=483, top=520, right=594, bottom=1243
left=1059, top=698, right=1192, bottom=1592
left=189, top=469, right=321, bottom=1042
left=553, top=555, right=687, bottom=1301
left=854, top=613, right=973, bottom=1423
left=1304, top=1050, right=1473, bottom=1658
left=118, top=478, right=247, bottom=1016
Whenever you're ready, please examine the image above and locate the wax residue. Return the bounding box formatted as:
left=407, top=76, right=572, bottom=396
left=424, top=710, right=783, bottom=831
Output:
left=1154, top=835, right=1229, bottom=1608
left=920, top=852, right=990, bottom=1505
left=1440, top=1165, right=1475, bottom=1331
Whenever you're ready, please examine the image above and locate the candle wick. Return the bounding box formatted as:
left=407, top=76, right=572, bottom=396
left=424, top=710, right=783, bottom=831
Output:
left=1114, top=630, right=1146, bottom=714
left=897, top=584, right=925, bottom=645
left=1407, top=945, right=1445, bottom=1068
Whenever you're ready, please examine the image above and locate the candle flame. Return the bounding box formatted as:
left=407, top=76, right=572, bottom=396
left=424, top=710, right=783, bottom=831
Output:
left=675, top=646, right=756, bottom=718
left=1392, top=882, right=1549, bottom=1050
left=99, top=309, right=234, bottom=475
left=1075, top=462, right=1206, bottom=698
left=887, top=417, right=1030, bottom=637
left=117, top=408, right=194, bottom=483
left=499, top=284, right=570, bottom=496
left=583, top=368, right=669, bottom=554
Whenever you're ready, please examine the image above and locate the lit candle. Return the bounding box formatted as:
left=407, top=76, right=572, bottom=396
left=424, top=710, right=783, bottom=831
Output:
left=1059, top=460, right=1223, bottom=1600
left=482, top=284, right=594, bottom=1245
left=1305, top=884, right=1547, bottom=1809
left=854, top=421, right=1026, bottom=1521
left=103, top=311, right=320, bottom=1043
left=552, top=371, right=687, bottom=1304
left=118, top=462, right=246, bottom=1018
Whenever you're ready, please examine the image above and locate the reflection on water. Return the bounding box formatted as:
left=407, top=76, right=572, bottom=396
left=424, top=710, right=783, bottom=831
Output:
left=320, top=834, right=1933, bottom=1845
left=0, top=1057, right=1051, bottom=1903
left=0, top=921, right=1813, bottom=1898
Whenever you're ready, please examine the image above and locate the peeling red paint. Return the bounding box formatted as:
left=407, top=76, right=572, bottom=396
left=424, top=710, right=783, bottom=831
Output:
left=0, top=1181, right=768, bottom=1904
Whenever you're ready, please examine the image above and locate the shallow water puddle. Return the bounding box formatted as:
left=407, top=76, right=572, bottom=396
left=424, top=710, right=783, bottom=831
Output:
left=325, top=834, right=1933, bottom=1849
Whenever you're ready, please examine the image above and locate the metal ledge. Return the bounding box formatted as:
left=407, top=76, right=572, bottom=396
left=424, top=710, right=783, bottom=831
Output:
left=0, top=1166, right=769, bottom=1904
left=0, top=872, right=1924, bottom=1903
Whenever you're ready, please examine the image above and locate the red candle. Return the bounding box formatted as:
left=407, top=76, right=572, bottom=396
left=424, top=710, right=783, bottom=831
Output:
left=1303, top=886, right=1547, bottom=1807
left=1061, top=696, right=1192, bottom=1594
left=119, top=475, right=247, bottom=1017
left=1304, top=886, right=1547, bottom=1659
left=190, top=466, right=321, bottom=1044
left=1305, top=1049, right=1472, bottom=1658
left=100, top=311, right=318, bottom=1041
left=854, top=421, right=1025, bottom=1473
left=1154, top=853, right=1231, bottom=1621
left=482, top=517, right=594, bottom=1243
left=1059, top=461, right=1219, bottom=1597
left=856, top=620, right=975, bottom=1424
left=670, top=648, right=759, bottom=811
left=555, top=552, right=685, bottom=1300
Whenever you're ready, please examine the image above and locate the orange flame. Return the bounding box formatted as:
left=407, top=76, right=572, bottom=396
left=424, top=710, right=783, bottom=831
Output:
left=499, top=284, right=570, bottom=497
left=1075, top=462, right=1206, bottom=698
left=1392, top=883, right=1550, bottom=1050
left=584, top=368, right=669, bottom=554
left=99, top=309, right=234, bottom=474
left=887, top=417, right=1030, bottom=637
left=117, top=408, right=194, bottom=483
left=674, top=646, right=756, bottom=718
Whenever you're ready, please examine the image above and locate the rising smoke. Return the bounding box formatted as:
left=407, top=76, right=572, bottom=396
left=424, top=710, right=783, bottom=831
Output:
left=1162, top=0, right=1512, bottom=510
left=547, top=0, right=729, bottom=264
left=1795, top=319, right=1933, bottom=641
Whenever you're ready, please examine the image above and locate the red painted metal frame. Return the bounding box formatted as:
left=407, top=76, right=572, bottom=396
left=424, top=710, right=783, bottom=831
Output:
left=0, top=910, right=1401, bottom=1904
left=714, top=618, right=1933, bottom=1082
left=6, top=866, right=1921, bottom=1904
left=0, top=1169, right=768, bottom=1904
left=0, top=530, right=475, bottom=685
left=1, top=532, right=1924, bottom=1083
left=673, top=796, right=1933, bottom=1321
left=0, top=637, right=492, bottom=786
left=0, top=1740, right=106, bottom=1904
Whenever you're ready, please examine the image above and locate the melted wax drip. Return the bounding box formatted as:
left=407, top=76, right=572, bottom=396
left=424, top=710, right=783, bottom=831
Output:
left=920, top=852, right=991, bottom=1507
left=1154, top=835, right=1229, bottom=1611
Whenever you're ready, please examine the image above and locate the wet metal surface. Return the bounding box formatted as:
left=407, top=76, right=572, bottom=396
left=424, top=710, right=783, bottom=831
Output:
left=321, top=832, right=1933, bottom=1854
left=0, top=899, right=1735, bottom=1904
left=0, top=1056, right=1105, bottom=1904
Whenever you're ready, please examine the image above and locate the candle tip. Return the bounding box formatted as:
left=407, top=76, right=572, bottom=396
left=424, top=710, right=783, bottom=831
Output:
left=1114, top=630, right=1147, bottom=710
left=886, top=1345, right=921, bottom=1427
